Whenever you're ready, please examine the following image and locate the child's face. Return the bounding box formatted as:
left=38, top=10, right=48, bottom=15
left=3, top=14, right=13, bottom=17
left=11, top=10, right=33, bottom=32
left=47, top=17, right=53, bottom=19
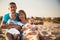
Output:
left=28, top=18, right=35, bottom=24
left=8, top=4, right=17, bottom=13
left=10, top=14, right=16, bottom=20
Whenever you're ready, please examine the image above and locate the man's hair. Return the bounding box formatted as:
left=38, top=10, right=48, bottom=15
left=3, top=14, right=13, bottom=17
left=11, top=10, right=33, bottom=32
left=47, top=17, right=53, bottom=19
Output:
left=9, top=2, right=16, bottom=5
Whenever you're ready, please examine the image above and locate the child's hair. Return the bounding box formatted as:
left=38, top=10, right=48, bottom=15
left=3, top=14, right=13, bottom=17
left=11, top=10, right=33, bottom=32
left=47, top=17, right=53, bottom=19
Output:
left=9, top=2, right=16, bottom=5
left=30, top=17, right=35, bottom=19
left=18, top=10, right=27, bottom=20
left=28, top=17, right=35, bottom=24
left=28, top=17, right=35, bottom=20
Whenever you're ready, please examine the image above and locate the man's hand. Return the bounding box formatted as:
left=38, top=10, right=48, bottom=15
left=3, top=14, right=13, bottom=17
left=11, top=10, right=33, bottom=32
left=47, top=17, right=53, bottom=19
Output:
left=0, top=21, right=8, bottom=29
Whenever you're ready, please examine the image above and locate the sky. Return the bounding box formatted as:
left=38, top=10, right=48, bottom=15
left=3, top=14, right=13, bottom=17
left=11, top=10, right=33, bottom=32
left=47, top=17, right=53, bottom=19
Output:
left=0, top=0, right=60, bottom=17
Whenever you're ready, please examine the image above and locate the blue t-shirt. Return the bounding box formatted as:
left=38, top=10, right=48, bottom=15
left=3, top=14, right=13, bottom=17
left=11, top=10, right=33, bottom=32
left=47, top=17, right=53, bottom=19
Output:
left=2, top=13, right=19, bottom=23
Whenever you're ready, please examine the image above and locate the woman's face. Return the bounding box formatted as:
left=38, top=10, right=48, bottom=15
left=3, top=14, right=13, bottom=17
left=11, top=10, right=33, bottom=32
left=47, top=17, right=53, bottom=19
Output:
left=19, top=12, right=25, bottom=20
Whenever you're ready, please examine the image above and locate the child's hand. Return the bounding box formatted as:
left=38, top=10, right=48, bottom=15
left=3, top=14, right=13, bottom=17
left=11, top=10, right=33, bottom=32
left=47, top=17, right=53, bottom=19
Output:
left=34, top=26, right=38, bottom=30
left=25, top=25, right=31, bottom=30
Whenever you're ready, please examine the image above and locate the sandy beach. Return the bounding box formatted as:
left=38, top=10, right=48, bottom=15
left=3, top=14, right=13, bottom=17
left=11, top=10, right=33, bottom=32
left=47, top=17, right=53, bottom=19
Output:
left=0, top=22, right=60, bottom=40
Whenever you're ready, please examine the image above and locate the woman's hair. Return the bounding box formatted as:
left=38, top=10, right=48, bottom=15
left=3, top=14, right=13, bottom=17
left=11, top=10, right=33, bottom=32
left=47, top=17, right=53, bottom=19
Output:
left=18, top=10, right=27, bottom=20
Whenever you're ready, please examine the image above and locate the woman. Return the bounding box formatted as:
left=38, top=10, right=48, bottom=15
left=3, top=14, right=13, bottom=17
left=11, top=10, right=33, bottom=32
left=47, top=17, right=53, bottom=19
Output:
left=18, top=10, right=27, bottom=40
left=18, top=10, right=44, bottom=40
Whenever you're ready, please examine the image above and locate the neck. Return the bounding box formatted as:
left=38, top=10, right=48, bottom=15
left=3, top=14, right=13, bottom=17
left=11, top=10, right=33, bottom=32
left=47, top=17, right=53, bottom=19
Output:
left=10, top=12, right=16, bottom=15
left=10, top=12, right=16, bottom=14
left=21, top=19, right=26, bottom=24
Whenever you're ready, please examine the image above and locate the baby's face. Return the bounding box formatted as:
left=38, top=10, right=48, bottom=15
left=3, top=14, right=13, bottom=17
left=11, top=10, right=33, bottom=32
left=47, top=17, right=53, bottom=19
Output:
left=10, top=13, right=16, bottom=20
left=28, top=18, right=35, bottom=24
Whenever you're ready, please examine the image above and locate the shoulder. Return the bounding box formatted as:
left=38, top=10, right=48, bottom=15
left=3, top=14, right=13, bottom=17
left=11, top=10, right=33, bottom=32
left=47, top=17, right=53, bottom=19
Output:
left=15, top=13, right=18, bottom=15
left=2, top=13, right=10, bottom=23
left=24, top=23, right=30, bottom=27
left=3, top=13, right=9, bottom=17
left=4, top=13, right=9, bottom=16
left=2, top=13, right=10, bottom=20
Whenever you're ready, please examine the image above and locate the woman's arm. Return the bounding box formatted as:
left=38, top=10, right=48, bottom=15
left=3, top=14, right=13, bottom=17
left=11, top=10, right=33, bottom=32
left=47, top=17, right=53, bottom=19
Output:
left=21, top=25, right=30, bottom=32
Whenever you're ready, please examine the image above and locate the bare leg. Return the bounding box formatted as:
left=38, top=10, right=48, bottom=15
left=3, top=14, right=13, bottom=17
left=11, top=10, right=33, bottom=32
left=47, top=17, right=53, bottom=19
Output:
left=6, top=33, right=14, bottom=40
left=14, top=34, right=19, bottom=40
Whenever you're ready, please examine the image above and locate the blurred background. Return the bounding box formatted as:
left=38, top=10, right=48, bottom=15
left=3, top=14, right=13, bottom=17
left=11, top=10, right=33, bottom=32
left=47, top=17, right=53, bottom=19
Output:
left=0, top=0, right=60, bottom=40
left=0, top=0, right=60, bottom=17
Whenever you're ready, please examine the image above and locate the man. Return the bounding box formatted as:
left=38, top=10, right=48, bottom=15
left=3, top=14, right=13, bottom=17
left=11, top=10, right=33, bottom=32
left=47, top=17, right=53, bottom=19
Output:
left=0, top=2, right=19, bottom=29
left=0, top=2, right=19, bottom=40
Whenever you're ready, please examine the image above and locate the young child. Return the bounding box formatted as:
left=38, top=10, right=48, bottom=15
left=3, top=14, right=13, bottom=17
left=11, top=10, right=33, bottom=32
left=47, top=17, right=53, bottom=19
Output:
left=6, top=13, right=23, bottom=40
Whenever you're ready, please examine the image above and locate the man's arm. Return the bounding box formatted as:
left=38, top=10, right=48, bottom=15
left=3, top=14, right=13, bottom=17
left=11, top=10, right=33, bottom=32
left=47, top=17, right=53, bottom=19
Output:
left=0, top=21, right=14, bottom=29
left=0, top=13, right=10, bottom=29
left=0, top=21, right=8, bottom=29
left=0, top=21, right=20, bottom=29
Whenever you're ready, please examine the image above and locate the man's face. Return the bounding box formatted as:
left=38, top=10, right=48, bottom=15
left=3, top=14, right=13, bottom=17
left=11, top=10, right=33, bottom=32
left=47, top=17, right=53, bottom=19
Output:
left=8, top=4, right=17, bottom=13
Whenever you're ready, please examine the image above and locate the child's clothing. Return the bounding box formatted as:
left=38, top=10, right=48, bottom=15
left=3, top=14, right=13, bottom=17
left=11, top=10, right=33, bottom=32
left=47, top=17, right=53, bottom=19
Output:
left=22, top=23, right=38, bottom=36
